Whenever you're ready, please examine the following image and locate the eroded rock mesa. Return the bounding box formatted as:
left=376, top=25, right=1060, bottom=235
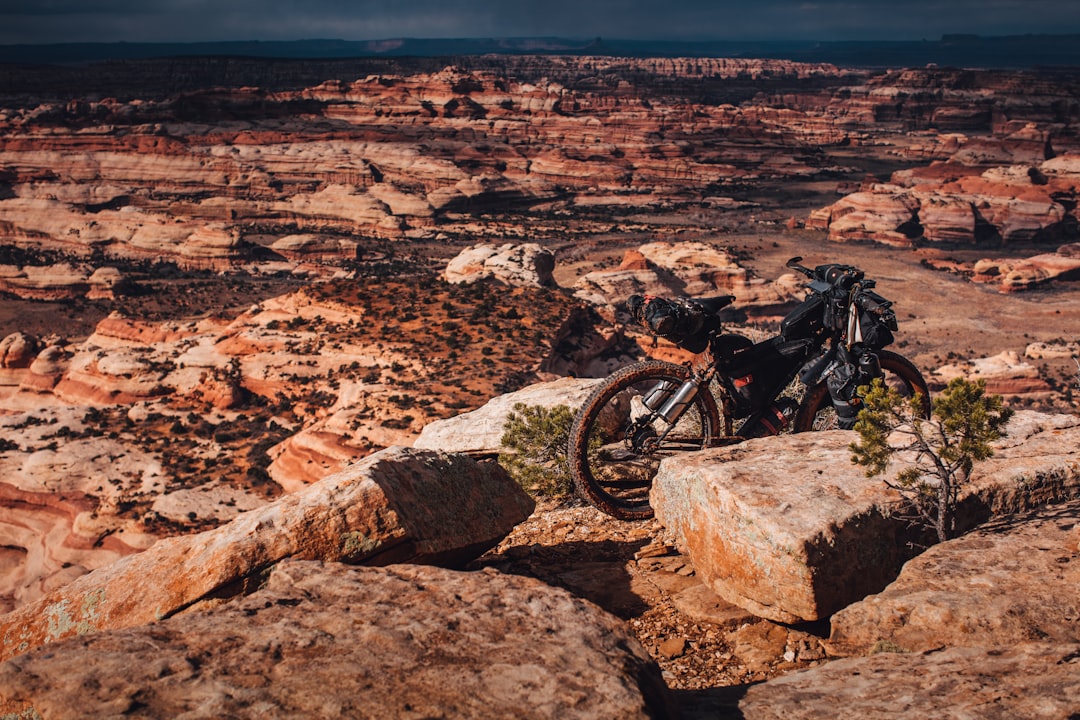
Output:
left=573, top=241, right=801, bottom=316
left=972, top=242, right=1080, bottom=292
left=808, top=155, right=1080, bottom=251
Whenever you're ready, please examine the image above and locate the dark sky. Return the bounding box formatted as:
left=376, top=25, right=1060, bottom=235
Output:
left=2, top=0, right=1080, bottom=46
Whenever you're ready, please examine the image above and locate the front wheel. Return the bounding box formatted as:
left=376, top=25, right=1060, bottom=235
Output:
left=793, top=350, right=931, bottom=432
left=568, top=361, right=722, bottom=520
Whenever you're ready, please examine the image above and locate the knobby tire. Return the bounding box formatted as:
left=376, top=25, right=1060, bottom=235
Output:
left=568, top=361, right=722, bottom=520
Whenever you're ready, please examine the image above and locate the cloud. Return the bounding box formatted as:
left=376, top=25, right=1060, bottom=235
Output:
left=1, top=0, right=1078, bottom=45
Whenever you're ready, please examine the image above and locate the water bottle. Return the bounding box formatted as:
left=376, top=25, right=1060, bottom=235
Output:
left=641, top=380, right=678, bottom=411
left=657, top=378, right=701, bottom=423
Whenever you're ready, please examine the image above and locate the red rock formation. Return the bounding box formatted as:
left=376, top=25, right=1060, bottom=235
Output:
left=20, top=345, right=67, bottom=392
left=0, top=483, right=140, bottom=613
left=573, top=241, right=800, bottom=315
left=89, top=313, right=202, bottom=346
left=0, top=333, right=38, bottom=369
left=972, top=243, right=1080, bottom=292
left=811, top=155, right=1080, bottom=247
left=3, top=59, right=1079, bottom=276
left=0, top=263, right=92, bottom=301
left=0, top=446, right=534, bottom=663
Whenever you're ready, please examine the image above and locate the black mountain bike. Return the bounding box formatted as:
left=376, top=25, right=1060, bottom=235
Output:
left=568, top=256, right=931, bottom=520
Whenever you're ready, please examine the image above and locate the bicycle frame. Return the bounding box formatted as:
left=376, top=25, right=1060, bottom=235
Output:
left=641, top=336, right=815, bottom=443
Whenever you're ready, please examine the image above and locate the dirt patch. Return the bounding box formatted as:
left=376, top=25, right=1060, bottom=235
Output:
left=472, top=499, right=832, bottom=696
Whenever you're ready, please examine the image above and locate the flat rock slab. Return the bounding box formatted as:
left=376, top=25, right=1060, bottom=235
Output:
left=414, top=377, right=604, bottom=455
left=651, top=411, right=1080, bottom=623
left=737, top=642, right=1080, bottom=720
left=828, top=498, right=1080, bottom=655
left=0, top=446, right=534, bottom=662
left=0, top=560, right=675, bottom=719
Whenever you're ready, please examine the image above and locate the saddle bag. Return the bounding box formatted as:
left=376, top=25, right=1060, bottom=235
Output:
left=627, top=294, right=713, bottom=353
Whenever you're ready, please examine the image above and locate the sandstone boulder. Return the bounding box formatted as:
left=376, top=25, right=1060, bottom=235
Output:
left=0, top=560, right=674, bottom=720
left=736, top=642, right=1080, bottom=719
left=827, top=498, right=1080, bottom=656
left=0, top=446, right=534, bottom=662
left=444, top=243, right=556, bottom=287
left=414, top=377, right=604, bottom=456
left=0, top=333, right=38, bottom=369
left=929, top=350, right=1052, bottom=396
left=650, top=411, right=1080, bottom=623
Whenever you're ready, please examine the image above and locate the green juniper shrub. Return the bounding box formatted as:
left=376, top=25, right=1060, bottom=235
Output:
left=499, top=402, right=576, bottom=499
left=850, top=376, right=1013, bottom=543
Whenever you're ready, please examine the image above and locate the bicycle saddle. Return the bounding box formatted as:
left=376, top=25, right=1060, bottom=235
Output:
left=694, top=295, right=736, bottom=314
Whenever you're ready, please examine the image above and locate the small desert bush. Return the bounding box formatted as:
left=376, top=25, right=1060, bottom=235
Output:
left=499, top=402, right=575, bottom=498
left=850, top=376, right=1013, bottom=543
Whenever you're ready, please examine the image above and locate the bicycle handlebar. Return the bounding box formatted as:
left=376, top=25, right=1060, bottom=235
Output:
left=854, top=291, right=889, bottom=315
left=785, top=256, right=815, bottom=278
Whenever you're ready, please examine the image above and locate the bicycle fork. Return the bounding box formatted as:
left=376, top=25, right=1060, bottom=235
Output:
left=637, top=363, right=717, bottom=446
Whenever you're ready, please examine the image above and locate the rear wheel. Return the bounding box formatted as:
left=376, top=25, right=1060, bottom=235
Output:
left=793, top=350, right=930, bottom=432
left=568, top=361, right=722, bottom=520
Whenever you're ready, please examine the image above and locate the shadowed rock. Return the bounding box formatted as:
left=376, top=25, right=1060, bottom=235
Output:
left=0, top=446, right=534, bottom=663
left=827, top=498, right=1080, bottom=655
left=0, top=560, right=675, bottom=719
